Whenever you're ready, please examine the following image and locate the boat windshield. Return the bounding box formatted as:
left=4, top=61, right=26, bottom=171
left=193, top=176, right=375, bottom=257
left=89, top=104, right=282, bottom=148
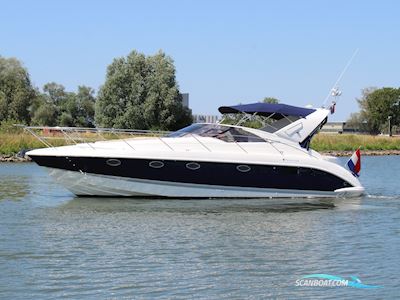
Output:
left=168, top=124, right=265, bottom=142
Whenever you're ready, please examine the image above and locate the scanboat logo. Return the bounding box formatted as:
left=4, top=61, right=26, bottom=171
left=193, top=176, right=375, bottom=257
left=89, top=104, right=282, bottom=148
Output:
left=295, top=274, right=382, bottom=289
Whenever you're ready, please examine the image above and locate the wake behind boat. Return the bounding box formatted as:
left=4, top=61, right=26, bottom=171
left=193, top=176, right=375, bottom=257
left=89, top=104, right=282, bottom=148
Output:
left=26, top=102, right=364, bottom=198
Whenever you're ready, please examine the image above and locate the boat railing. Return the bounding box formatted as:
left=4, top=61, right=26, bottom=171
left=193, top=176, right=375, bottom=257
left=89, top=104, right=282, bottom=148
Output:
left=20, top=125, right=170, bottom=149
left=21, top=125, right=316, bottom=158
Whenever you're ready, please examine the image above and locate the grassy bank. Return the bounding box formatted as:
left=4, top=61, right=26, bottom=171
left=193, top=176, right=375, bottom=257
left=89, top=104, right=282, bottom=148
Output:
left=0, top=133, right=66, bottom=155
left=0, top=131, right=146, bottom=156
left=311, top=134, right=400, bottom=152
left=1, top=132, right=400, bottom=156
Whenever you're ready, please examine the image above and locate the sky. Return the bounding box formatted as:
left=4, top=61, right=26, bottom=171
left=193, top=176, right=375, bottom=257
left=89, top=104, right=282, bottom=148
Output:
left=1, top=0, right=399, bottom=121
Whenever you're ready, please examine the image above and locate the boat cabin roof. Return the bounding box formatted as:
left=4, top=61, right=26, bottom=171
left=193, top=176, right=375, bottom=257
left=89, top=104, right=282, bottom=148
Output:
left=218, top=102, right=315, bottom=120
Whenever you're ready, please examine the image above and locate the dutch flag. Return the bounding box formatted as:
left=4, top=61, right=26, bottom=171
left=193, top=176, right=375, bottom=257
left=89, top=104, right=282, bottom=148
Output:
left=347, top=148, right=361, bottom=177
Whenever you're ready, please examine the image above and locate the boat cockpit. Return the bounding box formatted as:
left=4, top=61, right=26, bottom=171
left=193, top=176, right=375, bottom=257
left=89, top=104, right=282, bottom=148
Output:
left=168, top=123, right=265, bottom=143
left=218, top=102, right=329, bottom=149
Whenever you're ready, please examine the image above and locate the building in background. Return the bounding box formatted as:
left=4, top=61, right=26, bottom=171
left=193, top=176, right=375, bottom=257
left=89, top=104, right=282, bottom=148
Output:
left=320, top=122, right=366, bottom=134
left=180, top=93, right=189, bottom=108
left=193, top=114, right=220, bottom=123
left=180, top=93, right=220, bottom=123
left=320, top=122, right=346, bottom=134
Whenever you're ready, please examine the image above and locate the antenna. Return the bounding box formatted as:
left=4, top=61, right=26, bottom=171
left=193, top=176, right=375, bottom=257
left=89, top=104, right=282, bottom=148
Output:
left=322, top=48, right=359, bottom=107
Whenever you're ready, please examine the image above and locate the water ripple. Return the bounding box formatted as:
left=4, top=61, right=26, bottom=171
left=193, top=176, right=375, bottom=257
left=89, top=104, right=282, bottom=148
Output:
left=1, top=159, right=400, bottom=298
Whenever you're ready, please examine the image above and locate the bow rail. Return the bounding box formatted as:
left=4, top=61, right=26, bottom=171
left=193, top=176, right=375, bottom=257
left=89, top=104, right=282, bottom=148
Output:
left=19, top=125, right=169, bottom=149
left=18, top=125, right=315, bottom=158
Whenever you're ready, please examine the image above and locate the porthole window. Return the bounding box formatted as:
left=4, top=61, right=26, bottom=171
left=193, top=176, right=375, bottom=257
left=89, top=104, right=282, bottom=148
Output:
left=149, top=161, right=164, bottom=169
left=106, top=158, right=121, bottom=167
left=186, top=162, right=201, bottom=170
left=236, top=164, right=251, bottom=173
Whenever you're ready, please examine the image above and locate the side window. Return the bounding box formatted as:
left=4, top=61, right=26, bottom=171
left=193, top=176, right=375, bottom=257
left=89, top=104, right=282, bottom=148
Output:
left=231, top=128, right=264, bottom=142
left=214, top=130, right=235, bottom=142
left=229, top=128, right=249, bottom=142
left=214, top=128, right=264, bottom=143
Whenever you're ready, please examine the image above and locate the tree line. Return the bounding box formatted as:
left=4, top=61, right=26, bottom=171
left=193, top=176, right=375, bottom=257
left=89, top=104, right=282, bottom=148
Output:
left=0, top=50, right=192, bottom=131
left=347, top=87, right=400, bottom=134
left=1, top=51, right=399, bottom=134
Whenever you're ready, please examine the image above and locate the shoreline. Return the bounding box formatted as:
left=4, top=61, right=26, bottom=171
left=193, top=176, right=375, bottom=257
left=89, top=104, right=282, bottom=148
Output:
left=2, top=149, right=400, bottom=163
left=0, top=155, right=32, bottom=162
left=321, top=149, right=400, bottom=157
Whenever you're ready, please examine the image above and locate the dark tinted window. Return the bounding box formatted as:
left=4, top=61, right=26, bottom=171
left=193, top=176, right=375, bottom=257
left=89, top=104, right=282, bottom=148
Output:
left=168, top=124, right=265, bottom=143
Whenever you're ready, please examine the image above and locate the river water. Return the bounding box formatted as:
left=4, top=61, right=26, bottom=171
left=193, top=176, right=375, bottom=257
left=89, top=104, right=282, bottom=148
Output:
left=0, top=156, right=399, bottom=299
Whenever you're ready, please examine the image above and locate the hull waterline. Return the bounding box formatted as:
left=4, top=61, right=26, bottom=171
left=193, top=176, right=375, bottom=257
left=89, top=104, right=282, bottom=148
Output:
left=44, top=167, right=364, bottom=198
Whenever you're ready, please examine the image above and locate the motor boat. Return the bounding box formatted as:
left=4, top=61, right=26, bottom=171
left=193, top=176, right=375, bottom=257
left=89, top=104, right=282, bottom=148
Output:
left=26, top=102, right=364, bottom=198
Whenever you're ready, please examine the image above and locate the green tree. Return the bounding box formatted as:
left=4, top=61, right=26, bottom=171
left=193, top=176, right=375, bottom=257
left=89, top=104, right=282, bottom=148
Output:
left=75, top=86, right=96, bottom=127
left=58, top=85, right=96, bottom=127
left=31, top=102, right=58, bottom=126
left=59, top=111, right=74, bottom=126
left=0, top=56, right=36, bottom=123
left=353, top=87, right=400, bottom=134
left=31, top=82, right=66, bottom=126
left=95, top=50, right=192, bottom=130
left=31, top=83, right=96, bottom=127
left=262, top=97, right=279, bottom=104
left=346, top=112, right=368, bottom=133
left=43, top=82, right=68, bottom=105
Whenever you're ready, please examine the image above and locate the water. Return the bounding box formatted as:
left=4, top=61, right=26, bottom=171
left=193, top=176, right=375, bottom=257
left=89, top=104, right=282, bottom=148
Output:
left=0, top=157, right=399, bottom=299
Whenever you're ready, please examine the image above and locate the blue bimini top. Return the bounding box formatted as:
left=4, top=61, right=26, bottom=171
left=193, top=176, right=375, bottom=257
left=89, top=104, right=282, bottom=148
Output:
left=218, top=103, right=316, bottom=119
